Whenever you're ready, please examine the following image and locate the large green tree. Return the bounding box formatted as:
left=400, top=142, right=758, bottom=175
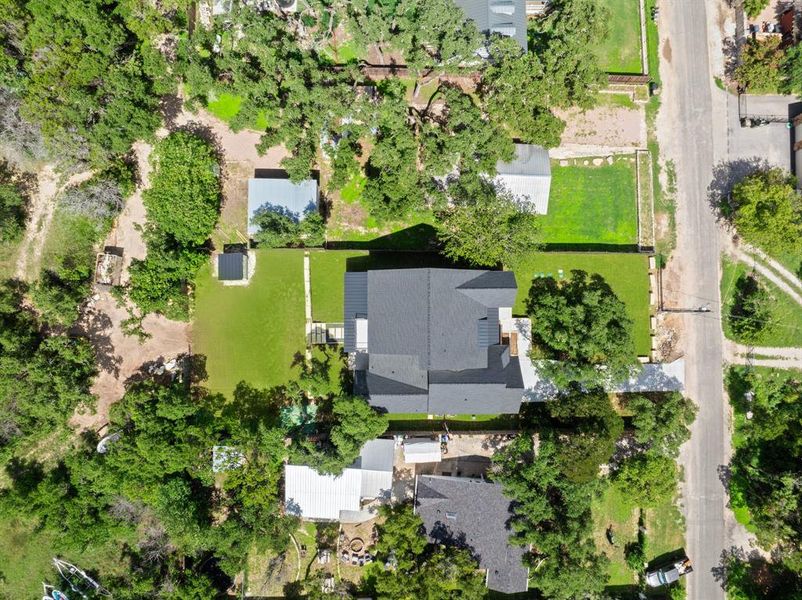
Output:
left=625, top=392, right=696, bottom=458
left=371, top=504, right=487, bottom=600
left=143, top=131, right=220, bottom=247
left=727, top=168, right=802, bottom=258
left=493, top=435, right=609, bottom=599
left=735, top=37, right=784, bottom=94
left=435, top=175, right=540, bottom=267
left=525, top=270, right=637, bottom=388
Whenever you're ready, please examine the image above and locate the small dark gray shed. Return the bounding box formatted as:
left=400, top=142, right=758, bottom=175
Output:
left=218, top=252, right=248, bottom=281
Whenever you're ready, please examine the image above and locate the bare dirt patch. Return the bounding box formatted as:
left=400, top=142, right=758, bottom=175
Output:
left=662, top=37, right=673, bottom=63
left=553, top=105, right=646, bottom=154
left=71, top=291, right=189, bottom=431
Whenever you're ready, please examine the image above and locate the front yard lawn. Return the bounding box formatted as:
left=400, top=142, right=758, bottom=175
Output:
left=512, top=252, right=651, bottom=356
left=721, top=257, right=802, bottom=348
left=593, top=0, right=643, bottom=74
left=592, top=485, right=686, bottom=592
left=193, top=249, right=307, bottom=396
left=542, top=158, right=639, bottom=246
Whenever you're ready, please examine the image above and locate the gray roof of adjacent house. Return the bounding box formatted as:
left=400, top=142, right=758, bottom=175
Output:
left=453, top=0, right=528, bottom=52
left=218, top=252, right=247, bottom=281
left=247, top=177, right=318, bottom=235
left=415, top=475, right=529, bottom=595
left=344, top=269, right=525, bottom=415
left=494, top=144, right=552, bottom=214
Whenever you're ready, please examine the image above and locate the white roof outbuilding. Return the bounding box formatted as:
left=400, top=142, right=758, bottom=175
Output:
left=284, top=438, right=394, bottom=521
left=494, top=144, right=551, bottom=214
left=403, top=439, right=442, bottom=464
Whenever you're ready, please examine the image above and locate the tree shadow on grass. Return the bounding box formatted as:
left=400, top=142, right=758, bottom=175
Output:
left=707, top=157, right=770, bottom=222
left=326, top=223, right=438, bottom=252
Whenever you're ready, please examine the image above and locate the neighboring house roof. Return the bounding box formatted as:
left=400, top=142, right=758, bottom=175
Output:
left=403, top=439, right=442, bottom=463
left=415, top=475, right=529, bottom=595
left=495, top=144, right=552, bottom=214
left=284, top=439, right=394, bottom=521
left=218, top=252, right=247, bottom=281
left=344, top=269, right=525, bottom=415
left=247, top=177, right=318, bottom=235
left=452, top=0, right=528, bottom=52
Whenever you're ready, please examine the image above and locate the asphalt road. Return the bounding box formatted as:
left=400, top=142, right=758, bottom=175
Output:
left=661, top=2, right=728, bottom=599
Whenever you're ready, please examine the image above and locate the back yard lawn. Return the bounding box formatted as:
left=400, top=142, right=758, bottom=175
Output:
left=721, top=257, right=802, bottom=348
left=593, top=0, right=643, bottom=74
left=512, top=252, right=651, bottom=356
left=542, top=157, right=639, bottom=246
left=193, top=249, right=306, bottom=396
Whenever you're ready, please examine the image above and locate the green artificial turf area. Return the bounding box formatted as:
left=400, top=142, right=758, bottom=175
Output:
left=594, top=0, right=643, bottom=74
left=592, top=485, right=686, bottom=592
left=193, top=249, right=307, bottom=396
left=512, top=252, right=651, bottom=356
left=542, top=159, right=639, bottom=246
left=720, top=257, right=802, bottom=348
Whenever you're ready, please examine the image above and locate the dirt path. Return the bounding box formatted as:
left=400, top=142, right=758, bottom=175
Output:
left=15, top=167, right=94, bottom=280
left=71, top=141, right=190, bottom=432
left=723, top=339, right=802, bottom=369
left=740, top=243, right=802, bottom=295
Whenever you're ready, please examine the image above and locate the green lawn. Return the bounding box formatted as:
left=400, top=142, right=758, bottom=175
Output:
left=721, top=257, right=802, bottom=348
left=511, top=252, right=651, bottom=356
left=594, top=0, right=643, bottom=74
left=310, top=250, right=368, bottom=323
left=542, top=158, right=639, bottom=246
left=207, top=91, right=243, bottom=122
left=0, top=515, right=131, bottom=598
left=193, top=249, right=307, bottom=396
left=592, top=485, right=686, bottom=591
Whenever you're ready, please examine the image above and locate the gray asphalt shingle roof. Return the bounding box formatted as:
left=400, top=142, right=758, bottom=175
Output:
left=452, top=0, right=528, bottom=52
left=416, top=475, right=529, bottom=594
left=343, top=269, right=524, bottom=414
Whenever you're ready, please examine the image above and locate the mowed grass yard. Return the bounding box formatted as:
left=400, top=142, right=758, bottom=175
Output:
left=592, top=485, right=685, bottom=589
left=720, top=257, right=802, bottom=348
left=541, top=158, right=639, bottom=246
left=594, top=0, right=643, bottom=74
left=512, top=252, right=651, bottom=356
left=193, top=249, right=306, bottom=396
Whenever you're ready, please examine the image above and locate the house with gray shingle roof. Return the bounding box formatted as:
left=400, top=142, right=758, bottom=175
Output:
left=343, top=268, right=526, bottom=415
left=453, top=0, right=529, bottom=53
left=415, top=475, right=529, bottom=595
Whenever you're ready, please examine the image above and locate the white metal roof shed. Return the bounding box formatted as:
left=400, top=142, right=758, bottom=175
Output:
left=284, top=465, right=361, bottom=521
left=494, top=144, right=551, bottom=214
left=403, top=439, right=442, bottom=464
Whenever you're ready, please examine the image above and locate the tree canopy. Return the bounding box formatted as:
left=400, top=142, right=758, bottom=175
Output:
left=525, top=270, right=637, bottom=388
left=435, top=175, right=541, bottom=267
left=727, top=168, right=802, bottom=257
